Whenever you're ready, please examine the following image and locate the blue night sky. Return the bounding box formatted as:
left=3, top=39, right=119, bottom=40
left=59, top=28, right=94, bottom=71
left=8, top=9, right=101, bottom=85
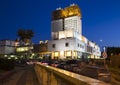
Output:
left=0, top=0, right=120, bottom=47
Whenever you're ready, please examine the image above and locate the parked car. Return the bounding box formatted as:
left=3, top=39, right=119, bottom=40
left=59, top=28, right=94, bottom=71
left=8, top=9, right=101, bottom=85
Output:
left=51, top=61, right=59, bottom=67
left=57, top=61, right=66, bottom=69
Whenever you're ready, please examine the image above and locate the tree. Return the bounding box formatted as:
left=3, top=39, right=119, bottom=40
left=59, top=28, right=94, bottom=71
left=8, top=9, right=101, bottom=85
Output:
left=17, top=29, right=34, bottom=45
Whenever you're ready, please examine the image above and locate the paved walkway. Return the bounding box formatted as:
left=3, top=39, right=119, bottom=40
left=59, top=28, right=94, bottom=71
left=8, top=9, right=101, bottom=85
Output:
left=1, top=65, right=40, bottom=85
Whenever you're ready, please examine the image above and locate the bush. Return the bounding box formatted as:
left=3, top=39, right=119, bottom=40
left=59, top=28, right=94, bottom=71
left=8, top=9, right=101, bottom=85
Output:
left=0, top=58, right=15, bottom=70
left=110, top=55, right=120, bottom=68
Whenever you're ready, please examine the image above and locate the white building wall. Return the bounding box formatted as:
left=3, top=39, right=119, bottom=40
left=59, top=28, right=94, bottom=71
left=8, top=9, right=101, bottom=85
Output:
left=0, top=40, right=15, bottom=54
left=74, top=31, right=82, bottom=40
left=64, top=16, right=82, bottom=34
left=0, top=40, right=15, bottom=46
left=0, top=46, right=5, bottom=54
left=52, top=32, right=59, bottom=40
left=52, top=29, right=82, bottom=40
left=51, top=19, right=63, bottom=32
left=4, top=46, right=15, bottom=54
left=75, top=39, right=85, bottom=52
left=48, top=38, right=76, bottom=51
left=0, top=46, right=15, bottom=54
left=48, top=38, right=85, bottom=52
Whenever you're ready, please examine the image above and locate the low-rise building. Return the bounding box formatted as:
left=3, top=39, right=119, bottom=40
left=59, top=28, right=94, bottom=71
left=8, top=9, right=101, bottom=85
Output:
left=0, top=40, right=16, bottom=58
left=33, top=40, right=51, bottom=60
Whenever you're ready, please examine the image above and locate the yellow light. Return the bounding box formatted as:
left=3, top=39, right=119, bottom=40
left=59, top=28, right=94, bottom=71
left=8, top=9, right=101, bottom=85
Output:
left=32, top=53, right=35, bottom=56
left=8, top=57, right=11, bottom=59
left=15, top=57, right=18, bottom=59
left=66, top=51, right=71, bottom=56
left=4, top=55, right=7, bottom=57
left=45, top=40, right=48, bottom=43
left=73, top=51, right=76, bottom=56
left=40, top=41, right=43, bottom=44
left=91, top=55, right=94, bottom=59
left=60, top=51, right=64, bottom=56
left=54, top=52, right=59, bottom=57
left=11, top=55, right=14, bottom=58
left=16, top=47, right=29, bottom=52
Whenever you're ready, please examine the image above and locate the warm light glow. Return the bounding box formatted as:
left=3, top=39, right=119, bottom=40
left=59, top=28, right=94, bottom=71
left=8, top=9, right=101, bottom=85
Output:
left=32, top=53, right=35, bottom=56
left=15, top=57, right=18, bottom=59
left=16, top=47, right=29, bottom=52
left=4, top=55, right=7, bottom=57
left=91, top=55, right=94, bottom=59
left=88, top=56, right=90, bottom=58
left=66, top=51, right=71, bottom=56
left=54, top=52, right=59, bottom=57
left=89, top=41, right=94, bottom=47
left=8, top=57, right=11, bottom=59
left=62, top=4, right=81, bottom=18
left=95, top=56, right=99, bottom=59
left=65, top=30, right=73, bottom=38
left=45, top=40, right=48, bottom=43
left=60, top=51, right=64, bottom=56
left=82, top=36, right=88, bottom=44
left=59, top=31, right=66, bottom=39
left=52, top=4, right=81, bottom=20
left=60, top=51, right=65, bottom=59
left=10, top=55, right=14, bottom=57
left=59, top=30, right=73, bottom=39
left=73, top=51, right=76, bottom=56
left=40, top=41, right=43, bottom=44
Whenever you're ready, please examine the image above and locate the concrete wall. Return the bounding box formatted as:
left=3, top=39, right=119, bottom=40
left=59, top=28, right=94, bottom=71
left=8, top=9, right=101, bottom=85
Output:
left=34, top=63, right=111, bottom=85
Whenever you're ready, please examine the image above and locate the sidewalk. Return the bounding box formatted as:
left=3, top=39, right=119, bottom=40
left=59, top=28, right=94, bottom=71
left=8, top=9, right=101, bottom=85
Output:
left=1, top=65, right=40, bottom=85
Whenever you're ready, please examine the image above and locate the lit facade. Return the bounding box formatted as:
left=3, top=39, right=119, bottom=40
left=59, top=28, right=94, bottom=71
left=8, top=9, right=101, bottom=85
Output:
left=33, top=41, right=51, bottom=59
left=0, top=40, right=15, bottom=58
left=0, top=40, right=15, bottom=55
left=48, top=4, right=101, bottom=59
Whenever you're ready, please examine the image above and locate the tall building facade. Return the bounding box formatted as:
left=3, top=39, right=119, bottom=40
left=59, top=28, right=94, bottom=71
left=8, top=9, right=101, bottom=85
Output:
left=48, top=4, right=101, bottom=59
left=51, top=4, right=82, bottom=40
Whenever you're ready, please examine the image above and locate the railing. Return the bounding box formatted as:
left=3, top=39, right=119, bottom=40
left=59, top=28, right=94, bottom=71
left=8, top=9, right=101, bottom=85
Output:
left=34, top=63, right=111, bottom=85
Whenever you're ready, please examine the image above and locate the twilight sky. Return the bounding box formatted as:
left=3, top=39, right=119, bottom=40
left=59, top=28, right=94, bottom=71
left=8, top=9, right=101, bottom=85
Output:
left=0, top=0, right=120, bottom=47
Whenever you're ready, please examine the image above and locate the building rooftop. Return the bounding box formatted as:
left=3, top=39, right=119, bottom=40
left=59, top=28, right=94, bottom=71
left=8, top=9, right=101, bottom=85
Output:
left=52, top=4, right=82, bottom=20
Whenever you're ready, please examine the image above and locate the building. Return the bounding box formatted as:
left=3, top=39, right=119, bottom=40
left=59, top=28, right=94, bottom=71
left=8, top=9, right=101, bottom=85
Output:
left=47, top=4, right=101, bottom=59
left=33, top=40, right=51, bottom=59
left=15, top=42, right=33, bottom=59
left=0, top=40, right=15, bottom=58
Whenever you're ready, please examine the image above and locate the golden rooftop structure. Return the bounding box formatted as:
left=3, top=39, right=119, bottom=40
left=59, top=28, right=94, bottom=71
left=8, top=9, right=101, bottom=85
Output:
left=52, top=4, right=82, bottom=20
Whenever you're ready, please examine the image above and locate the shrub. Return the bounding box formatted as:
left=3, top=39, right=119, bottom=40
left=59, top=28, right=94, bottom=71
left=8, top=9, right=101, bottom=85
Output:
left=110, top=55, right=120, bottom=68
left=0, top=58, right=15, bottom=71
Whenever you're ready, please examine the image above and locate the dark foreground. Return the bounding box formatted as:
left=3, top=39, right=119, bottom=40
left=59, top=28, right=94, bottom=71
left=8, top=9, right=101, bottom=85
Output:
left=0, top=64, right=40, bottom=85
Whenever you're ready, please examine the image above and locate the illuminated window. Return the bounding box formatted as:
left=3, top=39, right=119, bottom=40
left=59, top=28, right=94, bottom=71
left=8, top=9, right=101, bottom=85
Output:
left=66, top=51, right=71, bottom=56
left=54, top=52, right=59, bottom=57
left=52, top=44, right=55, bottom=48
left=65, top=43, right=69, bottom=47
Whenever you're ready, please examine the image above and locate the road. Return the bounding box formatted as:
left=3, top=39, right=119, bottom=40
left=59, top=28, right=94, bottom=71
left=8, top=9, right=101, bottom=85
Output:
left=1, top=64, right=40, bottom=85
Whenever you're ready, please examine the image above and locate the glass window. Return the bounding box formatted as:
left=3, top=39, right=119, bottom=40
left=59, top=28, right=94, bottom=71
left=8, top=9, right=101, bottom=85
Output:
left=52, top=44, right=55, bottom=48
left=78, top=43, right=79, bottom=47
left=65, top=43, right=69, bottom=47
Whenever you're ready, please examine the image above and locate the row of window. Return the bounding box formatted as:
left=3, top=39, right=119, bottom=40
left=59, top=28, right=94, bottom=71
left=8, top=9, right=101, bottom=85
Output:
left=77, top=43, right=84, bottom=49
left=52, top=42, right=69, bottom=48
left=52, top=43, right=84, bottom=48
